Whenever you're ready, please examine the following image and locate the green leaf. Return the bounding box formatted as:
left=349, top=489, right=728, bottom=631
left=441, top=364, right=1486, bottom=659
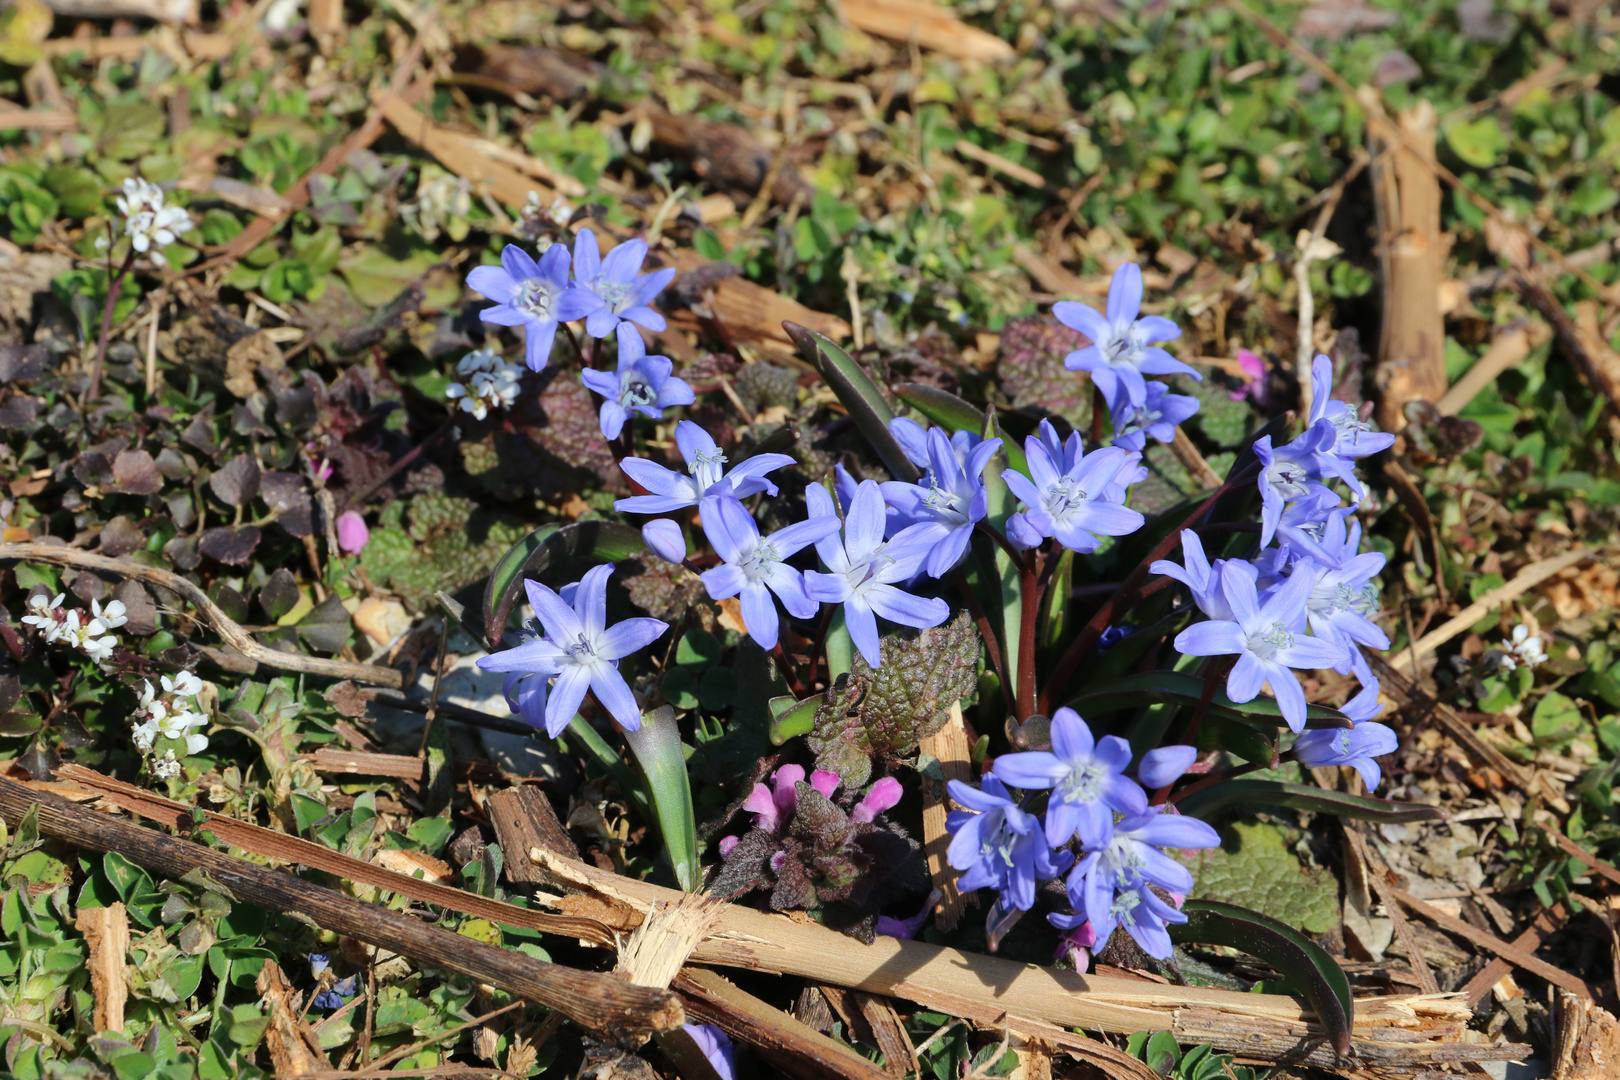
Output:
left=1171, top=898, right=1353, bottom=1054
left=786, top=322, right=919, bottom=483
left=895, top=383, right=1029, bottom=477
left=768, top=694, right=820, bottom=745
left=1066, top=671, right=1351, bottom=729
left=619, top=706, right=701, bottom=891
left=1182, top=821, right=1338, bottom=934
left=1174, top=780, right=1445, bottom=823
left=983, top=407, right=1020, bottom=689
left=482, top=520, right=645, bottom=646
left=1444, top=117, right=1509, bottom=169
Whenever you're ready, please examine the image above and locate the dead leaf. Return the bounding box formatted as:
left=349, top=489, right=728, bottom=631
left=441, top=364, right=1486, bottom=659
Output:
left=224, top=332, right=284, bottom=399
left=716, top=596, right=747, bottom=635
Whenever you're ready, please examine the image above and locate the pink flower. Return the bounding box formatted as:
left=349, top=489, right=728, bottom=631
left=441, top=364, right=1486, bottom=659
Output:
left=336, top=511, right=370, bottom=554
left=1052, top=919, right=1097, bottom=972
left=852, top=777, right=903, bottom=823
left=1229, top=348, right=1270, bottom=407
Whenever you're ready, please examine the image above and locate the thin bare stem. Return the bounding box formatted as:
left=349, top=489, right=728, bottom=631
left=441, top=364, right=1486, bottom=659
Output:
left=1035, top=461, right=1260, bottom=716
left=86, top=249, right=136, bottom=403
left=340, top=416, right=456, bottom=512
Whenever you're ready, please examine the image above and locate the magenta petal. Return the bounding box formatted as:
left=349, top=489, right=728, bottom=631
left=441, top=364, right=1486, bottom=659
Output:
left=810, top=769, right=841, bottom=798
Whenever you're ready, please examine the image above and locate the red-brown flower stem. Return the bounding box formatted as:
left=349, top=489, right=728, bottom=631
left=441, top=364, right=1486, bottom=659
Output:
left=951, top=568, right=1008, bottom=695
left=809, top=604, right=835, bottom=689
left=1166, top=756, right=1279, bottom=807
left=1035, top=460, right=1260, bottom=716
left=85, top=249, right=137, bottom=404
left=339, top=416, right=456, bottom=512
left=974, top=519, right=1025, bottom=569
left=1089, top=382, right=1107, bottom=446
left=1016, top=554, right=1042, bottom=723
left=1178, top=656, right=1230, bottom=748
left=771, top=641, right=808, bottom=699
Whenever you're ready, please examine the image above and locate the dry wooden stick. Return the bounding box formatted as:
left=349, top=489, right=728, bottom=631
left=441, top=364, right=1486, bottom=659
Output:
left=1537, top=823, right=1620, bottom=889
left=1344, top=829, right=1439, bottom=995
left=58, top=765, right=616, bottom=948
left=674, top=968, right=896, bottom=1080
left=916, top=701, right=971, bottom=930
left=1459, top=903, right=1567, bottom=1008
left=1389, top=548, right=1593, bottom=674
left=0, top=777, right=680, bottom=1037
left=1369, top=653, right=1533, bottom=788
left=1515, top=273, right=1620, bottom=410
left=0, top=544, right=405, bottom=689
left=521, top=848, right=1527, bottom=1066
left=1436, top=320, right=1550, bottom=415
left=1387, top=886, right=1593, bottom=1001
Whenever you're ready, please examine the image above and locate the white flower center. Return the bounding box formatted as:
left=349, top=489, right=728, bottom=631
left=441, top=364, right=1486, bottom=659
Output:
left=1248, top=621, right=1295, bottom=660
left=1058, top=758, right=1108, bottom=803
left=690, top=447, right=727, bottom=491
left=738, top=540, right=782, bottom=584
left=1043, top=477, right=1089, bottom=521
left=515, top=278, right=560, bottom=320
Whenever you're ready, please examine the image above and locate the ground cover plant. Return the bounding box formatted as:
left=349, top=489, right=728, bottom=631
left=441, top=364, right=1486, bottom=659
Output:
left=0, top=0, right=1617, bottom=1077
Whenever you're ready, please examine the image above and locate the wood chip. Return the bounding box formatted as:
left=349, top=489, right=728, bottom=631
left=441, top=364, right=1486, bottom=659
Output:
left=668, top=249, right=850, bottom=355
left=838, top=0, right=1015, bottom=63
left=257, top=962, right=326, bottom=1076
left=917, top=700, right=972, bottom=931
left=1553, top=990, right=1620, bottom=1080
left=954, top=139, right=1045, bottom=188
left=74, top=902, right=128, bottom=1033
left=1388, top=885, right=1593, bottom=1001
left=378, top=94, right=551, bottom=210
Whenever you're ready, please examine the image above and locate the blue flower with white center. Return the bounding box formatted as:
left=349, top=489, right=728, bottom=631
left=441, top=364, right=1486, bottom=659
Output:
left=802, top=480, right=950, bottom=668
left=580, top=330, right=694, bottom=439
left=465, top=244, right=605, bottom=371
left=1305, top=354, right=1394, bottom=470
left=615, top=421, right=795, bottom=514
left=573, top=228, right=677, bottom=339
left=697, top=493, right=841, bottom=651
left=1294, top=679, right=1397, bottom=791
left=1110, top=380, right=1202, bottom=453
left=478, top=565, right=669, bottom=736
left=1002, top=427, right=1145, bottom=555
left=1294, top=548, right=1390, bottom=674
left=1053, top=263, right=1201, bottom=411
left=991, top=707, right=1147, bottom=849
left=889, top=416, right=980, bottom=469
left=881, top=426, right=1002, bottom=578
left=1067, top=806, right=1218, bottom=959
left=1173, top=561, right=1349, bottom=732
left=1254, top=426, right=1337, bottom=548
left=1151, top=529, right=1244, bottom=622
left=946, top=775, right=1073, bottom=917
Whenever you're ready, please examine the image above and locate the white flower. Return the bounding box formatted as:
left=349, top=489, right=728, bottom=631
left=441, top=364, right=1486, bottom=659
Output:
left=1505, top=624, right=1548, bottom=670
left=156, top=709, right=209, bottom=755
left=132, top=717, right=160, bottom=753
left=163, top=671, right=203, bottom=699
left=150, top=751, right=181, bottom=780
left=115, top=178, right=192, bottom=254
left=88, top=598, right=127, bottom=634
left=446, top=348, right=524, bottom=421
left=21, top=593, right=63, bottom=633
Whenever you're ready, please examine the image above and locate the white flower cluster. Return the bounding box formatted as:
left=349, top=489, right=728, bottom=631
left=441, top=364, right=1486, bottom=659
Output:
left=446, top=348, right=524, bottom=420
left=110, top=178, right=193, bottom=255
left=133, top=672, right=209, bottom=780
left=1497, top=624, right=1549, bottom=671
left=21, top=594, right=126, bottom=668
left=522, top=191, right=573, bottom=227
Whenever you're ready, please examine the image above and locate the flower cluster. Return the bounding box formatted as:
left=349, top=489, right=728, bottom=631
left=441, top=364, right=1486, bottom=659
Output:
left=463, top=229, right=683, bottom=439
left=941, top=270, right=1398, bottom=963
left=1494, top=623, right=1549, bottom=671
left=105, top=178, right=193, bottom=256
left=22, top=593, right=126, bottom=668
left=1166, top=354, right=1394, bottom=738
left=948, top=709, right=1217, bottom=957
left=132, top=671, right=210, bottom=780
left=308, top=953, right=358, bottom=1011
left=709, top=763, right=922, bottom=938
left=445, top=347, right=524, bottom=421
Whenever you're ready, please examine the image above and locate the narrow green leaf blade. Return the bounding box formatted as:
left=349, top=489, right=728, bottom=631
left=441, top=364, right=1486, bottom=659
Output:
left=895, top=383, right=1030, bottom=477
left=1172, top=898, right=1354, bottom=1054
left=1066, top=671, right=1351, bottom=729
left=768, top=694, right=821, bottom=746
left=1174, top=780, right=1446, bottom=824
left=786, top=321, right=919, bottom=483
left=618, top=705, right=702, bottom=892
left=482, top=521, right=646, bottom=646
